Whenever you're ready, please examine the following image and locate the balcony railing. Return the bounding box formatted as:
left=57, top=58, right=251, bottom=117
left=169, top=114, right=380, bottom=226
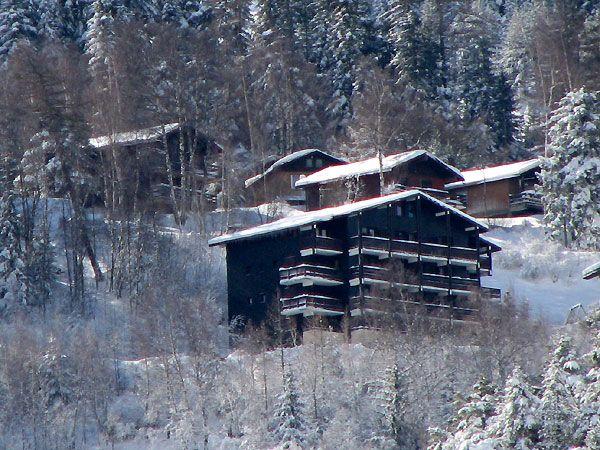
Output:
left=300, top=235, right=344, bottom=256
left=279, top=263, right=344, bottom=286
left=349, top=295, right=480, bottom=319
left=350, top=236, right=479, bottom=264
left=509, top=191, right=543, bottom=212
left=280, top=294, right=345, bottom=316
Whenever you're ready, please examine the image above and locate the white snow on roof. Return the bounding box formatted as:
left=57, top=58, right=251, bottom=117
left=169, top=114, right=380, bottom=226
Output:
left=583, top=261, right=600, bottom=279
left=245, top=149, right=346, bottom=188
left=89, top=123, right=180, bottom=148
left=209, top=189, right=488, bottom=246
left=446, top=158, right=541, bottom=190
left=294, top=150, right=463, bottom=188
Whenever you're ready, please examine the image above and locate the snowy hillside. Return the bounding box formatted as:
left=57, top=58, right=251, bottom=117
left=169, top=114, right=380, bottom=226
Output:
left=483, top=216, right=600, bottom=324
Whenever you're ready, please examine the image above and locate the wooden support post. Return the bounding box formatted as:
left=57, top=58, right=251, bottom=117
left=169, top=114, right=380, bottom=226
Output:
left=475, top=226, right=481, bottom=286
left=387, top=204, right=392, bottom=259
left=416, top=196, right=423, bottom=298
left=357, top=213, right=364, bottom=313
left=446, top=211, right=453, bottom=322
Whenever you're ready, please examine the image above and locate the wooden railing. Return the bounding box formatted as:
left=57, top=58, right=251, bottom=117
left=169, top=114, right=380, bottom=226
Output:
left=279, top=264, right=343, bottom=284
left=281, top=294, right=344, bottom=313
left=350, top=236, right=479, bottom=261
left=301, top=235, right=344, bottom=253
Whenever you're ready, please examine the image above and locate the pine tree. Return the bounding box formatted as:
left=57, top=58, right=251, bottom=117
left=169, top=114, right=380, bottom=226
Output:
left=538, top=335, right=582, bottom=449
left=0, top=0, right=37, bottom=63
left=271, top=370, right=310, bottom=448
left=24, top=213, right=56, bottom=309
left=84, top=0, right=118, bottom=78
left=491, top=366, right=541, bottom=449
left=580, top=8, right=600, bottom=89
left=540, top=88, right=600, bottom=249
left=376, top=363, right=415, bottom=448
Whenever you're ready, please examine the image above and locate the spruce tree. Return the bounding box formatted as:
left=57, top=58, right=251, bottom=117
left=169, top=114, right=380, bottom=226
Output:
left=578, top=332, right=600, bottom=448
left=538, top=335, right=582, bottom=449
left=491, top=366, right=541, bottom=449
left=580, top=8, right=600, bottom=89
left=540, top=88, right=600, bottom=249
left=271, top=370, right=310, bottom=448
left=0, top=0, right=37, bottom=63
left=377, top=363, right=415, bottom=448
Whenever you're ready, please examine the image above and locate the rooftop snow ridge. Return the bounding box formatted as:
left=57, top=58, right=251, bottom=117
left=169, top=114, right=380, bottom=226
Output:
left=445, top=158, right=541, bottom=189
left=89, top=123, right=180, bottom=148
left=583, top=261, right=600, bottom=279
left=209, top=189, right=488, bottom=246
left=294, top=150, right=463, bottom=188
left=244, top=149, right=346, bottom=188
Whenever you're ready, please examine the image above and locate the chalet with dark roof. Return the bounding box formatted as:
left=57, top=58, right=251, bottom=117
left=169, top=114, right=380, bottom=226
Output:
left=445, top=159, right=542, bottom=218
left=209, top=190, right=501, bottom=341
left=244, top=149, right=346, bottom=207
left=294, top=150, right=464, bottom=211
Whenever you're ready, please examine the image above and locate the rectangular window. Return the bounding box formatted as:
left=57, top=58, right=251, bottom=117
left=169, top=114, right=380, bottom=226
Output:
left=315, top=158, right=323, bottom=168
left=396, top=205, right=403, bottom=217
left=306, top=158, right=314, bottom=168
left=407, top=203, right=415, bottom=218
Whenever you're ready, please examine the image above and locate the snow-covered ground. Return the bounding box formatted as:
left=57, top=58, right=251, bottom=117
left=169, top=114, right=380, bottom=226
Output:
left=482, top=215, right=600, bottom=324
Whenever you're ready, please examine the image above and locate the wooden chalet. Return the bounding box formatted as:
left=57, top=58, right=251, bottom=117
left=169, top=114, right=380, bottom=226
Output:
left=294, top=150, right=464, bottom=211
left=244, top=149, right=346, bottom=207
left=445, top=159, right=542, bottom=218
left=583, top=262, right=600, bottom=280
left=89, top=123, right=221, bottom=213
left=209, top=190, right=501, bottom=340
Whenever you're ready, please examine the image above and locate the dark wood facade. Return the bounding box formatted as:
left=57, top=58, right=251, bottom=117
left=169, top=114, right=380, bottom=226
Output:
left=245, top=149, right=346, bottom=207
left=210, top=190, right=501, bottom=339
left=300, top=152, right=464, bottom=211
left=90, top=123, right=221, bottom=214
left=446, top=161, right=542, bottom=218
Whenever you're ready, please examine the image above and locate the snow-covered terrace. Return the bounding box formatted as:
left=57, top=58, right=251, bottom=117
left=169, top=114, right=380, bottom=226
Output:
left=294, top=150, right=463, bottom=188
left=244, top=149, right=346, bottom=188
left=89, top=123, right=180, bottom=148
left=208, top=189, right=489, bottom=246
left=445, top=158, right=541, bottom=190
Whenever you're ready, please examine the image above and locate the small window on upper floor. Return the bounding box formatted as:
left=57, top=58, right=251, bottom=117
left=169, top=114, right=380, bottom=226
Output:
left=317, top=228, right=328, bottom=237
left=306, top=158, right=314, bottom=168
left=406, top=203, right=416, bottom=218
left=395, top=205, right=403, bottom=217
left=361, top=227, right=375, bottom=237
left=315, top=158, right=323, bottom=168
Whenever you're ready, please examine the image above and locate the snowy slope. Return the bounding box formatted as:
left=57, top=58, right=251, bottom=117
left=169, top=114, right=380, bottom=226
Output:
left=482, top=216, right=600, bottom=324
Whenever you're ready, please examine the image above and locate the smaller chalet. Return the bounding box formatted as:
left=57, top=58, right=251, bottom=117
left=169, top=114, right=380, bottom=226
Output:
left=446, top=159, right=542, bottom=218
left=89, top=123, right=221, bottom=213
left=583, top=262, right=600, bottom=280
left=209, top=190, right=501, bottom=340
left=294, top=150, right=464, bottom=211
left=244, top=149, right=346, bottom=207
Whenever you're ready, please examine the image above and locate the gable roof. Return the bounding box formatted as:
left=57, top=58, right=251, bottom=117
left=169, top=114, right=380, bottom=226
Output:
left=245, top=149, right=346, bottom=188
left=294, top=150, right=463, bottom=188
left=583, top=261, right=600, bottom=280
left=209, top=189, right=489, bottom=246
left=89, top=123, right=181, bottom=149
left=445, top=158, right=541, bottom=190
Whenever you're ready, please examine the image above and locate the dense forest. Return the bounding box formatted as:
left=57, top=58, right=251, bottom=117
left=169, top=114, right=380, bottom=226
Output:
left=0, top=0, right=599, bottom=448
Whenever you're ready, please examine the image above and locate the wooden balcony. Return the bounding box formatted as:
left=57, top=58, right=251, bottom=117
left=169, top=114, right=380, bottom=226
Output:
left=280, top=293, right=345, bottom=316
left=279, top=263, right=344, bottom=286
left=509, top=191, right=543, bottom=214
left=300, top=235, right=344, bottom=256
left=349, top=295, right=480, bottom=320
left=349, top=236, right=480, bottom=268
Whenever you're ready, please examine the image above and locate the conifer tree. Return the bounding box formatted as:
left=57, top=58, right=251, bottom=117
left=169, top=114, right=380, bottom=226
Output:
left=540, top=88, right=600, bottom=249
left=578, top=332, right=600, bottom=447
left=0, top=0, right=38, bottom=63
left=491, top=366, right=541, bottom=449
left=377, top=363, right=415, bottom=448
left=580, top=8, right=600, bottom=89
left=271, top=370, right=310, bottom=448
left=538, top=335, right=582, bottom=449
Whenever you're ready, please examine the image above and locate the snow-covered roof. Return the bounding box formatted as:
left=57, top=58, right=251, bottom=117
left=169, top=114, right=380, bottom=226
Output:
left=209, top=189, right=488, bottom=246
left=89, top=123, right=180, bottom=148
left=445, top=158, right=541, bottom=190
left=294, top=150, right=463, bottom=188
left=245, top=149, right=346, bottom=188
left=583, top=261, right=600, bottom=280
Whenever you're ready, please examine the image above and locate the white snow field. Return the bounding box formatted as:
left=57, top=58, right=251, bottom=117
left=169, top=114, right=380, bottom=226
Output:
left=482, top=215, right=600, bottom=324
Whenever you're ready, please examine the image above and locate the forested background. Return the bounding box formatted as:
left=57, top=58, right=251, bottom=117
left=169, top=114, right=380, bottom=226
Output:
left=0, top=0, right=599, bottom=449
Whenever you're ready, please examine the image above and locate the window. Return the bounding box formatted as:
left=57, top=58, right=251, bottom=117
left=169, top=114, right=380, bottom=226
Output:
left=395, top=205, right=403, bottom=217
left=315, top=158, right=323, bottom=168
left=407, top=203, right=416, bottom=218
left=361, top=227, right=375, bottom=237
left=317, top=228, right=328, bottom=237
left=306, top=158, right=314, bottom=168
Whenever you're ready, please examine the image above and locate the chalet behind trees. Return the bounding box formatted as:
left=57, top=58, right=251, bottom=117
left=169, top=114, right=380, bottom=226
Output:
left=445, top=159, right=543, bottom=218
left=89, top=123, right=221, bottom=214
left=209, top=190, right=501, bottom=340
left=244, top=149, right=346, bottom=207
left=295, top=150, right=464, bottom=211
